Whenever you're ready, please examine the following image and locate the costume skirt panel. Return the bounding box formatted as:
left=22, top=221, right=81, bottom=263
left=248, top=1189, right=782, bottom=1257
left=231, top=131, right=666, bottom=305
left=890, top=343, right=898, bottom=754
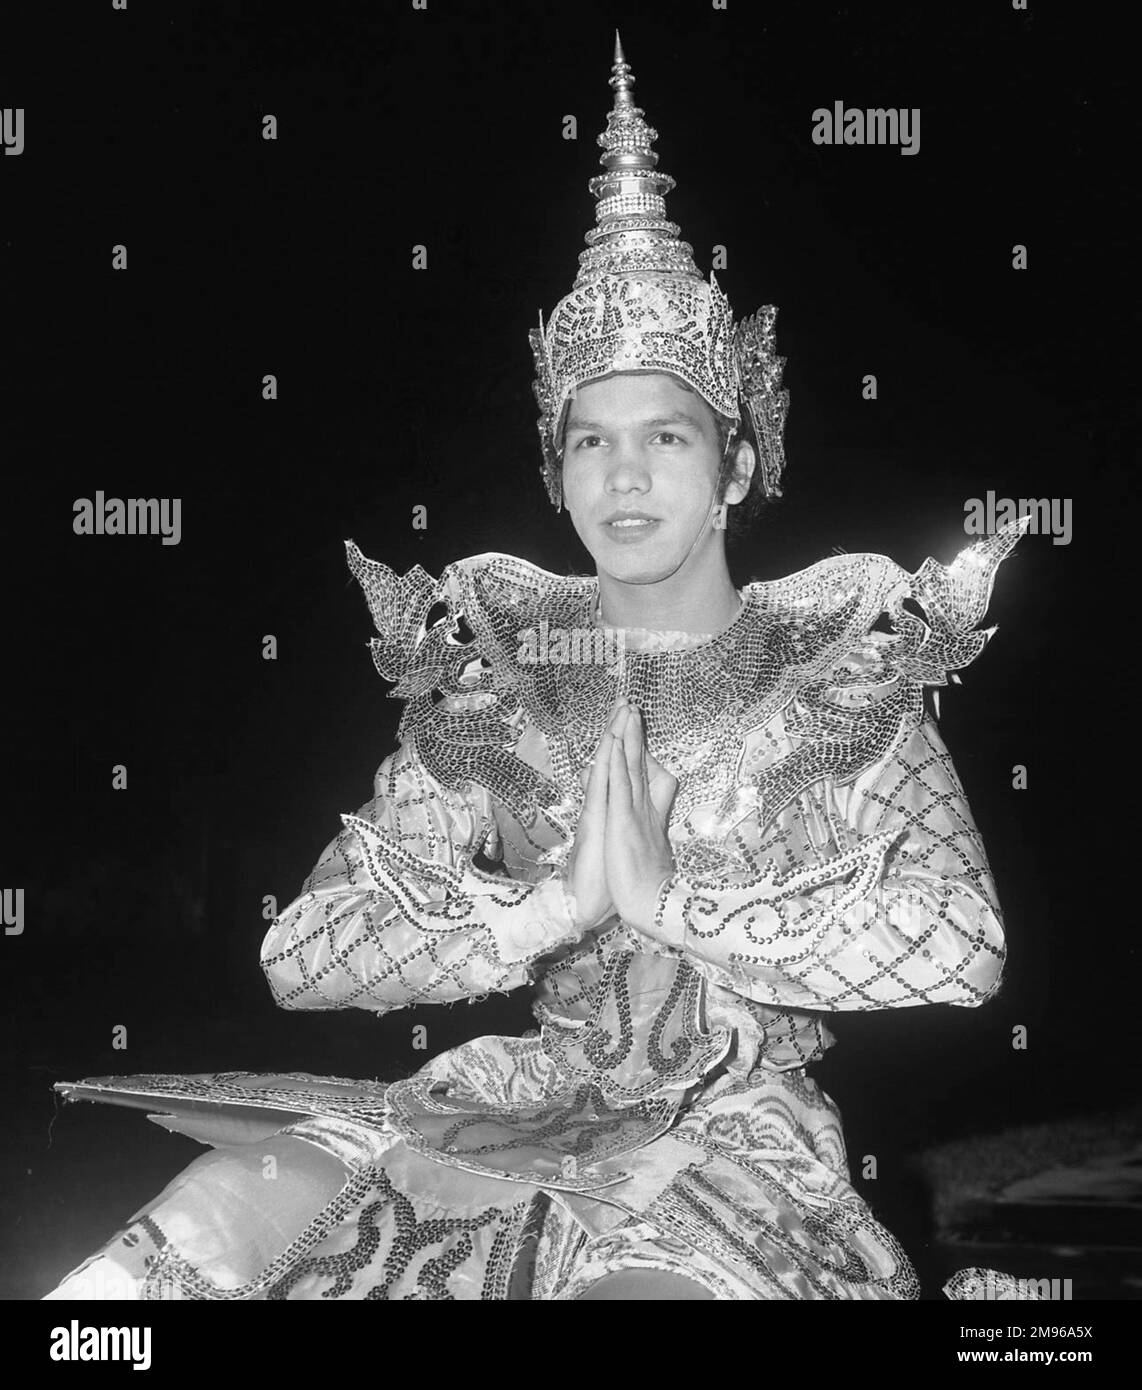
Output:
left=41, top=1056, right=922, bottom=1301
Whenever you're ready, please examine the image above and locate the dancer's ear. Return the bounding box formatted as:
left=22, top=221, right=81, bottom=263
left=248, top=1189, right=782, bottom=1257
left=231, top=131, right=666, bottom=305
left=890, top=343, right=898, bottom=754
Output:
left=722, top=439, right=757, bottom=507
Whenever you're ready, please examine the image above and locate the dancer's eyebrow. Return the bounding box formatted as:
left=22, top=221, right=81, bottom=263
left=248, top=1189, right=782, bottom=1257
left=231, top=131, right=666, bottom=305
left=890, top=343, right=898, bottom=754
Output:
left=565, top=412, right=705, bottom=434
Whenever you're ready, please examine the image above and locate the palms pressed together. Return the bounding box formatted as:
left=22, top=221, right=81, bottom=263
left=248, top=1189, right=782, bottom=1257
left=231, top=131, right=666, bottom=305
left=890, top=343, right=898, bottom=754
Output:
left=564, top=697, right=681, bottom=941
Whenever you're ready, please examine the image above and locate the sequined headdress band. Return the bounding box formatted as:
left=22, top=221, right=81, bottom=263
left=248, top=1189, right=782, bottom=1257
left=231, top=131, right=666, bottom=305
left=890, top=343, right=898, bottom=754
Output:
left=529, top=32, right=790, bottom=512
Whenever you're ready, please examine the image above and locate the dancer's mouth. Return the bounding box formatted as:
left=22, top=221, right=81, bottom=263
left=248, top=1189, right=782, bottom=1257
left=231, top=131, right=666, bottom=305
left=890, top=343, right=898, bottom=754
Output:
left=601, top=513, right=661, bottom=542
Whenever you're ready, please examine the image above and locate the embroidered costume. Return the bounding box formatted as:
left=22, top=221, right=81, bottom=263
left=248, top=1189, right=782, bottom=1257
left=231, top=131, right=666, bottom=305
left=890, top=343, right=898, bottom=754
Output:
left=43, top=37, right=1033, bottom=1301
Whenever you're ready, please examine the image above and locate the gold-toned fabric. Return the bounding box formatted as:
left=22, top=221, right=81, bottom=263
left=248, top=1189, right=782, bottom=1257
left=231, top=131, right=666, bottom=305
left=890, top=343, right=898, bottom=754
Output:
left=45, top=519, right=1034, bottom=1300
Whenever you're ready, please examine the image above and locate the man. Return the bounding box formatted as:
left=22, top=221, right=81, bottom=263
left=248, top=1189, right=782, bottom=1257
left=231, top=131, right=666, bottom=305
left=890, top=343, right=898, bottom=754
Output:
left=44, top=35, right=1030, bottom=1302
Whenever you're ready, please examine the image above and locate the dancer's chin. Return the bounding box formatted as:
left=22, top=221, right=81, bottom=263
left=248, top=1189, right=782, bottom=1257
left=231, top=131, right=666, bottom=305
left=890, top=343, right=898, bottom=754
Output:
left=593, top=547, right=682, bottom=587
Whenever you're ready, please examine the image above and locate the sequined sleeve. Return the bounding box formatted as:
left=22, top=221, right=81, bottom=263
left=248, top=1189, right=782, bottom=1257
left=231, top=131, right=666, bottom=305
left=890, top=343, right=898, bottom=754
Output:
left=650, top=713, right=1005, bottom=1011
left=259, top=736, right=582, bottom=1014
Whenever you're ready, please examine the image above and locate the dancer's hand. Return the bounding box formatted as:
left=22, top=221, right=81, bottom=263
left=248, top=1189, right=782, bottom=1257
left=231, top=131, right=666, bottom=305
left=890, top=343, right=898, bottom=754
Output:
left=603, top=702, right=678, bottom=936
left=564, top=699, right=625, bottom=931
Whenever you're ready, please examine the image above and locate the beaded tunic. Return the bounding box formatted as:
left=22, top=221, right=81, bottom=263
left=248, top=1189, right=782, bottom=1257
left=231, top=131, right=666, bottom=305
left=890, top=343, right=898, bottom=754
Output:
left=45, top=519, right=1031, bottom=1301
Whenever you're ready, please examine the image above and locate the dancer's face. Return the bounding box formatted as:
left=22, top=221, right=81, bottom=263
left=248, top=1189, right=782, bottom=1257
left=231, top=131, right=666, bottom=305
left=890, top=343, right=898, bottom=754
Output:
left=560, top=373, right=731, bottom=584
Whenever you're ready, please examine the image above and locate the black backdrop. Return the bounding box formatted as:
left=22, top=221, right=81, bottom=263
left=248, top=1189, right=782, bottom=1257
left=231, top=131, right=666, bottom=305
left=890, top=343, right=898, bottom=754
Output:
left=1, top=0, right=1134, bottom=1298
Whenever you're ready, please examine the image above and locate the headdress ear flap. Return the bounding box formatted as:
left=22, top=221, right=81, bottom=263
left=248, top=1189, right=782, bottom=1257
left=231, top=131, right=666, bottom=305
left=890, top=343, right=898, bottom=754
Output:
left=544, top=456, right=563, bottom=512
left=734, top=307, right=789, bottom=499
left=529, top=316, right=562, bottom=511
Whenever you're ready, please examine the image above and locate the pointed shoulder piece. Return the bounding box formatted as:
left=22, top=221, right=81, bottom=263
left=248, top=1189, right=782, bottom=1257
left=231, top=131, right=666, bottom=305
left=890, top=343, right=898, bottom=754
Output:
left=788, top=511, right=1031, bottom=695
left=721, top=514, right=1030, bottom=831
left=343, top=542, right=591, bottom=825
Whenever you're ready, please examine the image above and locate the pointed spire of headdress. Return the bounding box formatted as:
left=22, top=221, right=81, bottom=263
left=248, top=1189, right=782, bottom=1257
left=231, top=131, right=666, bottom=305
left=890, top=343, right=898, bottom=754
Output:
left=574, top=31, right=703, bottom=286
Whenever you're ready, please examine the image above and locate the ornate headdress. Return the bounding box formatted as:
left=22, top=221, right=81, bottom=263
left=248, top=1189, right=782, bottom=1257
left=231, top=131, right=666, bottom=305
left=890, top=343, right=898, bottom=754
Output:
left=529, top=32, right=789, bottom=512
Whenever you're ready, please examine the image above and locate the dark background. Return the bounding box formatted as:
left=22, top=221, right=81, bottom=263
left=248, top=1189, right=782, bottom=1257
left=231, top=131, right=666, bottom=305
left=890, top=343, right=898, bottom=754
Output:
left=1, top=1, right=1134, bottom=1299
